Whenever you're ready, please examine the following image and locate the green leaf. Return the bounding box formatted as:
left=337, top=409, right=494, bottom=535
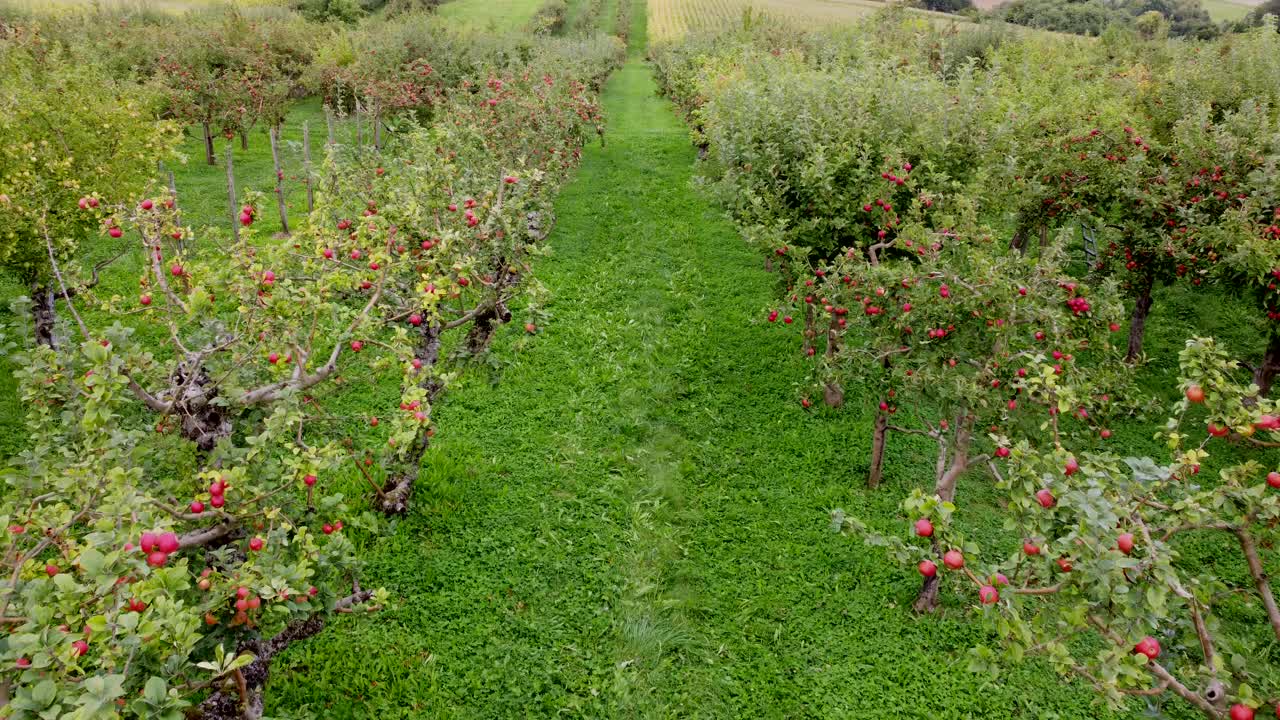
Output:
left=31, top=680, right=56, bottom=707
left=144, top=676, right=168, bottom=703
left=77, top=548, right=105, bottom=576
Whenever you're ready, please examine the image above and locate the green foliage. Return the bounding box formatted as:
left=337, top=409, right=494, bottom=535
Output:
left=997, top=0, right=1130, bottom=35
left=295, top=0, right=366, bottom=23
left=0, top=36, right=179, bottom=288
left=842, top=337, right=1280, bottom=717
left=528, top=0, right=569, bottom=34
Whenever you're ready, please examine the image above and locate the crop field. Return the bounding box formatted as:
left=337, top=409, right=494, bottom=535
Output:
left=647, top=0, right=969, bottom=39
left=436, top=0, right=549, bottom=31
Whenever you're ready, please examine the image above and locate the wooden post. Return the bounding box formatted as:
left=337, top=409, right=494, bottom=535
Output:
left=325, top=105, right=336, bottom=146
left=303, top=120, right=314, bottom=214
left=225, top=140, right=239, bottom=243
left=270, top=125, right=290, bottom=235
left=202, top=121, right=216, bottom=165
left=355, top=99, right=363, bottom=147
left=373, top=112, right=382, bottom=150
left=161, top=162, right=184, bottom=254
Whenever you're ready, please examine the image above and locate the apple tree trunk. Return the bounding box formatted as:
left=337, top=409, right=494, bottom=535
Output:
left=1254, top=332, right=1280, bottom=398
left=269, top=125, right=290, bottom=236
left=302, top=121, right=315, bottom=214
left=867, top=412, right=888, bottom=489
left=30, top=283, right=57, bottom=348
left=225, top=141, right=239, bottom=244
left=170, top=360, right=232, bottom=452
left=1126, top=274, right=1155, bottom=363
left=379, top=322, right=444, bottom=515
left=913, top=418, right=972, bottom=614
left=201, top=122, right=217, bottom=166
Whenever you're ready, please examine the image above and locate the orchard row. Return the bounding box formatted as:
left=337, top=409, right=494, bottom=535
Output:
left=655, top=12, right=1280, bottom=720
left=0, top=8, right=623, bottom=718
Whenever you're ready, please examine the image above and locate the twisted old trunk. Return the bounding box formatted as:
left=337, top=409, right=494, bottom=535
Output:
left=195, top=591, right=371, bottom=720
left=914, top=418, right=973, bottom=614
left=30, top=283, right=57, bottom=348
left=379, top=323, right=444, bottom=515
left=1126, top=273, right=1155, bottom=363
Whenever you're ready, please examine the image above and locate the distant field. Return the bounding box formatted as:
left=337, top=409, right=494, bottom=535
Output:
left=972, top=0, right=1257, bottom=20
left=648, top=0, right=965, bottom=40
left=436, top=0, right=547, bottom=31
left=1201, top=0, right=1256, bottom=21
left=0, top=0, right=285, bottom=12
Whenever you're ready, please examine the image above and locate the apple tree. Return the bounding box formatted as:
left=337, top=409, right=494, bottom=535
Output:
left=0, top=328, right=384, bottom=718
left=0, top=37, right=180, bottom=347
left=317, top=62, right=611, bottom=514
left=838, top=336, right=1280, bottom=719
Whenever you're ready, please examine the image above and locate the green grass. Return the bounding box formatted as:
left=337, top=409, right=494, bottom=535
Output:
left=0, top=2, right=1275, bottom=717
left=257, top=4, right=1141, bottom=717
left=436, top=0, right=549, bottom=32
left=166, top=98, right=356, bottom=236
left=1201, top=0, right=1254, bottom=21
left=0, top=96, right=351, bottom=455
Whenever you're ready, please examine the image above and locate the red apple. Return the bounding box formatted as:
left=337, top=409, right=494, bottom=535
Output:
left=1133, top=636, right=1160, bottom=659
left=146, top=551, right=168, bottom=568
left=918, top=560, right=937, bottom=577
left=1185, top=385, right=1205, bottom=403
left=1100, top=429, right=1111, bottom=439
left=190, top=500, right=205, bottom=514
left=140, top=294, right=152, bottom=306
left=1023, top=542, right=1040, bottom=556
left=1064, top=457, right=1079, bottom=476
left=1035, top=488, right=1055, bottom=508
left=108, top=226, right=123, bottom=239
left=1056, top=557, right=1072, bottom=573
left=71, top=640, right=88, bottom=657
left=45, top=564, right=59, bottom=577
left=1229, top=705, right=1254, bottom=720
left=943, top=550, right=964, bottom=569
left=248, top=537, right=264, bottom=552
left=914, top=518, right=933, bottom=537
left=978, top=585, right=999, bottom=604
left=140, top=532, right=158, bottom=552
left=304, top=474, right=317, bottom=487
left=995, top=447, right=1010, bottom=458
left=157, top=533, right=178, bottom=553
left=1117, top=533, right=1135, bottom=555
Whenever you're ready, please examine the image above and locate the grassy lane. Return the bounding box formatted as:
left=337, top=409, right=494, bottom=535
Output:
left=267, top=5, right=1120, bottom=719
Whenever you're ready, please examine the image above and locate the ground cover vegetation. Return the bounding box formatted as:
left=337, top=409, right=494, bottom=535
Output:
left=1, top=0, right=1280, bottom=716
left=653, top=10, right=1280, bottom=718
left=0, top=1, right=622, bottom=715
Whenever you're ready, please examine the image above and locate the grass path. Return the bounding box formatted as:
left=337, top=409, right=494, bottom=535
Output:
left=266, top=6, right=1118, bottom=718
